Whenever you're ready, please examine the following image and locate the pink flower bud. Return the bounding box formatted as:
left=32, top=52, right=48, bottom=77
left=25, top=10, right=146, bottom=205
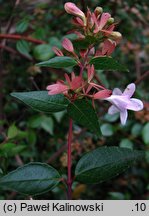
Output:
left=94, top=7, right=103, bottom=17
left=94, top=12, right=111, bottom=33
left=107, top=17, right=114, bottom=24
left=64, top=2, right=86, bottom=26
left=46, top=82, right=68, bottom=95
left=94, top=89, right=112, bottom=99
left=98, top=13, right=111, bottom=30
left=110, top=31, right=122, bottom=43
left=62, top=38, right=74, bottom=53
left=102, top=24, right=115, bottom=37
left=72, top=17, right=84, bottom=27
left=102, top=39, right=116, bottom=56
left=87, top=8, right=94, bottom=28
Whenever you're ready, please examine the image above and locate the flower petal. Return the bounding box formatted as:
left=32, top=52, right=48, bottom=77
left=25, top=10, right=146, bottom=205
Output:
left=122, top=83, right=135, bottom=98
left=113, top=88, right=122, bottom=95
left=102, top=39, right=116, bottom=56
left=46, top=83, right=68, bottom=95
left=108, top=105, right=119, bottom=114
left=71, top=76, right=82, bottom=90
left=72, top=17, right=84, bottom=27
left=98, top=13, right=111, bottom=30
left=87, top=65, right=94, bottom=82
left=126, top=98, right=144, bottom=111
left=105, top=95, right=128, bottom=111
left=85, top=84, right=93, bottom=94
left=120, top=109, right=128, bottom=125
left=64, top=73, right=71, bottom=86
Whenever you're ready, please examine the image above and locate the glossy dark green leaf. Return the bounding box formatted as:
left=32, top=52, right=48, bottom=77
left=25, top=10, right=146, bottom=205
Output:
left=90, top=56, right=129, bottom=71
left=75, top=146, right=144, bottom=183
left=67, top=100, right=101, bottom=136
left=11, top=91, right=69, bottom=113
left=73, top=36, right=97, bottom=49
left=0, top=163, right=61, bottom=195
left=36, top=56, right=77, bottom=68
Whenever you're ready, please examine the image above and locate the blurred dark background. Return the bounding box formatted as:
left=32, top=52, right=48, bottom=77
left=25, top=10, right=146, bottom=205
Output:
left=0, top=0, right=149, bottom=200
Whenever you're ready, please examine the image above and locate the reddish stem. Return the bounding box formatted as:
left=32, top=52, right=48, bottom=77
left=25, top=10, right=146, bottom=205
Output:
left=0, top=34, right=46, bottom=44
left=67, top=118, right=73, bottom=200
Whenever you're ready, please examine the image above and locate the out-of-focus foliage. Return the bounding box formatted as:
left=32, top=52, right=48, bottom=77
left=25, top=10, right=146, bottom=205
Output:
left=0, top=0, right=149, bottom=200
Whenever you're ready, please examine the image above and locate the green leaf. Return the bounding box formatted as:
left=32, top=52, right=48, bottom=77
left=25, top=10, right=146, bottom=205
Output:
left=104, top=113, right=119, bottom=122
left=28, top=115, right=54, bottom=135
left=101, top=123, right=114, bottom=136
left=27, top=130, right=37, bottom=145
left=0, top=143, right=26, bottom=157
left=145, top=151, right=149, bottom=163
left=67, top=100, right=101, bottom=136
left=0, top=135, right=4, bottom=143
left=16, top=19, right=29, bottom=33
left=0, top=169, right=3, bottom=177
left=0, top=143, right=15, bottom=156
left=142, top=123, right=149, bottom=145
left=28, top=115, right=44, bottom=128
left=119, top=139, right=133, bottom=150
left=62, top=33, right=77, bottom=41
left=11, top=91, right=69, bottom=113
left=7, top=124, right=19, bottom=139
left=131, top=123, right=142, bottom=137
left=108, top=192, right=125, bottom=200
left=33, top=44, right=54, bottom=61
left=90, top=56, right=128, bottom=71
left=7, top=124, right=27, bottom=140
left=16, top=40, right=31, bottom=59
left=75, top=146, right=144, bottom=183
left=41, top=116, right=54, bottom=135
left=36, top=56, right=77, bottom=68
left=54, top=110, right=66, bottom=123
left=73, top=36, right=97, bottom=49
left=0, top=163, right=61, bottom=195
left=49, top=37, right=61, bottom=48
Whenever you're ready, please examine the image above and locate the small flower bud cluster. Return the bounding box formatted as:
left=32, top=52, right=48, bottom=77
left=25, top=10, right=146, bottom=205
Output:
left=64, top=2, right=122, bottom=49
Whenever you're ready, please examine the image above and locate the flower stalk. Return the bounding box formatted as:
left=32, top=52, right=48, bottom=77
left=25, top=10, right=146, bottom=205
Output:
left=67, top=118, right=73, bottom=200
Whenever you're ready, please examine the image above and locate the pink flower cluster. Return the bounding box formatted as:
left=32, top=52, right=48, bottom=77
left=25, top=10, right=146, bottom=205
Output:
left=64, top=2, right=122, bottom=56
left=46, top=2, right=143, bottom=125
